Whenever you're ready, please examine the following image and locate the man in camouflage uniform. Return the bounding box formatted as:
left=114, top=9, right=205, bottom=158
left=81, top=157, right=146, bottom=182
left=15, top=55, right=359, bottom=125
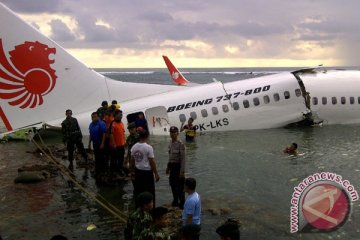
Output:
left=124, top=192, right=153, bottom=240
left=139, top=207, right=171, bottom=240
left=124, top=122, right=139, bottom=171
left=61, top=109, right=87, bottom=169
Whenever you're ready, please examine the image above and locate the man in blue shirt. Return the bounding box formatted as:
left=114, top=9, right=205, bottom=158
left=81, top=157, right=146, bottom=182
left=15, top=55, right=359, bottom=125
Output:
left=182, top=178, right=201, bottom=226
left=88, top=112, right=107, bottom=178
left=135, top=112, right=148, bottom=132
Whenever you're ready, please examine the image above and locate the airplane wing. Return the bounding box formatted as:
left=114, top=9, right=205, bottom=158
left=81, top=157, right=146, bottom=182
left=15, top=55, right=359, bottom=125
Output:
left=162, top=55, right=191, bottom=85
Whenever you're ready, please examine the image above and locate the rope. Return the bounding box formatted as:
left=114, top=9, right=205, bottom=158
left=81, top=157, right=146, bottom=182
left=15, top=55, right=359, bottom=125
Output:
left=32, top=132, right=128, bottom=223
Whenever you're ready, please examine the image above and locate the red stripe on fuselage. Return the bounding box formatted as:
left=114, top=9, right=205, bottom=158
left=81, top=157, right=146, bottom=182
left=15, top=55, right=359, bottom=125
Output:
left=0, top=106, right=13, bottom=131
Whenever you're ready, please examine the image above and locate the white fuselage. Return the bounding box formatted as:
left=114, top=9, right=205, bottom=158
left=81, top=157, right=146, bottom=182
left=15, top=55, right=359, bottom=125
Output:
left=66, top=70, right=360, bottom=136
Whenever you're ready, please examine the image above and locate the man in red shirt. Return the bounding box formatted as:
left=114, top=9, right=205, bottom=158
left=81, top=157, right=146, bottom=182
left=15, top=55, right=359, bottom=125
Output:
left=109, top=109, right=126, bottom=177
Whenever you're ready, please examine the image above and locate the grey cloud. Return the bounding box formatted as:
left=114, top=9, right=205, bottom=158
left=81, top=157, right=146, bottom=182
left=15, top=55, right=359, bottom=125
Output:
left=50, top=19, right=76, bottom=42
left=138, top=11, right=173, bottom=22
left=6, top=0, right=360, bottom=65
left=75, top=15, right=117, bottom=42
left=299, top=20, right=359, bottom=35
left=292, top=33, right=334, bottom=42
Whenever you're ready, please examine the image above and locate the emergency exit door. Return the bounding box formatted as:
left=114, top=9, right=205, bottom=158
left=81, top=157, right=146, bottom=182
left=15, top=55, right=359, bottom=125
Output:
left=145, top=106, right=170, bottom=135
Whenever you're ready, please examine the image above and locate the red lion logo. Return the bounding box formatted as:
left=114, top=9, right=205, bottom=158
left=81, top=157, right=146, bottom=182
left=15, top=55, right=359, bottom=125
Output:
left=0, top=39, right=57, bottom=109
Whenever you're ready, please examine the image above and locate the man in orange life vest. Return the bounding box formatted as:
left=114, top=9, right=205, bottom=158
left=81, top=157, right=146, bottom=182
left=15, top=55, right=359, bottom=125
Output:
left=109, top=109, right=126, bottom=176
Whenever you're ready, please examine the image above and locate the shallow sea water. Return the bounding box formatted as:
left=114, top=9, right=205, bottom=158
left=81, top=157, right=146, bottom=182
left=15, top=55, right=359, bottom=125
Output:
left=1, top=126, right=360, bottom=239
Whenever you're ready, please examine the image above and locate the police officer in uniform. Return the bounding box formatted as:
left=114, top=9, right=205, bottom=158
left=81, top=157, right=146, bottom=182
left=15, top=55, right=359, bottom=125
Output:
left=166, top=126, right=186, bottom=208
left=61, top=109, right=88, bottom=169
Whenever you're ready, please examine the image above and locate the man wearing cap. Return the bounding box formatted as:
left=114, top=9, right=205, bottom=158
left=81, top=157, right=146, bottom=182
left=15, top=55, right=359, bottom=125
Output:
left=97, top=100, right=108, bottom=120
left=111, top=100, right=121, bottom=109
left=166, top=126, right=186, bottom=208
left=216, top=219, right=240, bottom=240
left=139, top=207, right=171, bottom=240
left=124, top=192, right=154, bottom=240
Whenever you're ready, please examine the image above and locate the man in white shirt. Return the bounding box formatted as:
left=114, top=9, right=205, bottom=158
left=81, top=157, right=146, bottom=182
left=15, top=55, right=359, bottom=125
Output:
left=130, top=130, right=160, bottom=205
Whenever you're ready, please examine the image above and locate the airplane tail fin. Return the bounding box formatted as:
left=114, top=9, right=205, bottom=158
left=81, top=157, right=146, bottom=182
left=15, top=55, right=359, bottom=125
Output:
left=0, top=3, right=112, bottom=131
left=162, top=55, right=190, bottom=85
left=0, top=3, right=179, bottom=132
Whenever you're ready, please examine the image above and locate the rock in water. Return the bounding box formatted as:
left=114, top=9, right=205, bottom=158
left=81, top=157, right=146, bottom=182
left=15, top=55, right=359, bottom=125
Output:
left=14, top=171, right=46, bottom=183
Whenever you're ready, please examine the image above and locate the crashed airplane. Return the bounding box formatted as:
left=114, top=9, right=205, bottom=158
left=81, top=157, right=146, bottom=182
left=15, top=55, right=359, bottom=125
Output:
left=1, top=3, right=360, bottom=136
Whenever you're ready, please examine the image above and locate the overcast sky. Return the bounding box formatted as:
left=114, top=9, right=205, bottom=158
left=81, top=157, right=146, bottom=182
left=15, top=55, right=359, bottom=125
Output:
left=2, top=0, right=360, bottom=68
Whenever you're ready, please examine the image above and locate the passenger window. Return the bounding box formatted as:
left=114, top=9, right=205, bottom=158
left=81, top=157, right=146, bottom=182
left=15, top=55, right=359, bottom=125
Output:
left=201, top=109, right=208, bottom=118
left=190, top=112, right=197, bottom=120
left=212, top=107, right=219, bottom=115
left=312, top=97, right=318, bottom=105
left=179, top=114, right=186, bottom=123
left=322, top=97, right=327, bottom=105
left=232, top=102, right=240, bottom=110
left=332, top=97, right=337, bottom=105
left=284, top=91, right=290, bottom=99
left=341, top=97, right=346, bottom=104
left=222, top=104, right=229, bottom=113
left=253, top=97, right=260, bottom=106
left=243, top=100, right=250, bottom=108
left=274, top=93, right=280, bottom=102
left=358, top=97, right=360, bottom=104
left=350, top=97, right=355, bottom=104
left=295, top=89, right=301, bottom=97
left=263, top=95, right=270, bottom=104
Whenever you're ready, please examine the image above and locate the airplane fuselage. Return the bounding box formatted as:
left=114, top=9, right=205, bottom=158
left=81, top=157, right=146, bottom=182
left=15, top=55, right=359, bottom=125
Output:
left=65, top=70, right=360, bottom=136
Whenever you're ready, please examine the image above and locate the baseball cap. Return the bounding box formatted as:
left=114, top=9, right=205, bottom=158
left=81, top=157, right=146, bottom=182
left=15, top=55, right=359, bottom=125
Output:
left=127, top=122, right=136, bottom=129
